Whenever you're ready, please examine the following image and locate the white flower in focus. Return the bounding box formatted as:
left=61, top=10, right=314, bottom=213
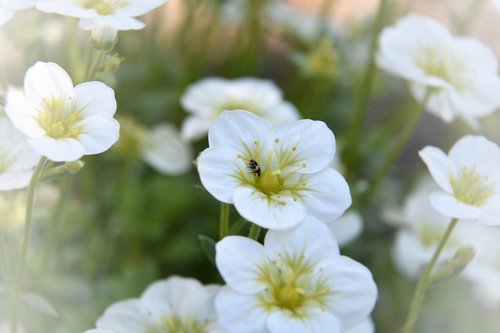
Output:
left=215, top=218, right=377, bottom=333
left=197, top=110, right=351, bottom=230
left=85, top=276, right=223, bottom=333
left=36, top=0, right=166, bottom=31
left=328, top=211, right=363, bottom=247
left=419, top=135, right=500, bottom=226
left=0, top=117, right=39, bottom=191
left=384, top=177, right=468, bottom=278
left=5, top=62, right=119, bottom=162
left=180, top=77, right=300, bottom=141
left=140, top=123, right=192, bottom=175
left=0, top=0, right=35, bottom=26
left=377, top=14, right=500, bottom=128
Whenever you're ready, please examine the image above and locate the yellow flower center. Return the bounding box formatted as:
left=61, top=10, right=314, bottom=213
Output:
left=80, top=0, right=128, bottom=14
left=216, top=98, right=262, bottom=116
left=156, top=316, right=207, bottom=333
left=450, top=166, right=494, bottom=206
left=257, top=252, right=332, bottom=317
left=37, top=98, right=83, bottom=139
left=416, top=47, right=466, bottom=90
left=256, top=169, right=282, bottom=194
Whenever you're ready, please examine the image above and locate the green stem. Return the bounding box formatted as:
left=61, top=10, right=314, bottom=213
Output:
left=402, top=218, right=458, bottom=333
left=344, top=0, right=390, bottom=166
left=248, top=223, right=261, bottom=241
left=364, top=92, right=430, bottom=203
left=0, top=230, right=11, bottom=285
left=85, top=49, right=105, bottom=82
left=219, top=203, right=230, bottom=239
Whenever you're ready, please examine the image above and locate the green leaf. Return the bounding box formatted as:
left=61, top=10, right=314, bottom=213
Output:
left=198, top=235, right=217, bottom=266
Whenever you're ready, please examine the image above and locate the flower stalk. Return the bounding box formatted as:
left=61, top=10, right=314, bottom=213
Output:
left=402, top=218, right=458, bottom=333
left=219, top=202, right=230, bottom=239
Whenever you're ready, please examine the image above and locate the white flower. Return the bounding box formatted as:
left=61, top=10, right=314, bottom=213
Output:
left=493, top=0, right=500, bottom=12
left=197, top=110, right=351, bottom=230
left=377, top=14, right=500, bottom=128
left=5, top=61, right=119, bottom=162
left=419, top=135, right=500, bottom=226
left=0, top=116, right=39, bottom=191
left=140, top=123, right=192, bottom=175
left=85, top=276, right=223, bottom=333
left=36, top=0, right=166, bottom=31
left=215, top=217, right=377, bottom=333
left=180, top=77, right=300, bottom=141
left=384, top=177, right=470, bottom=277
left=345, top=318, right=375, bottom=333
left=0, top=0, right=35, bottom=26
left=328, top=211, right=363, bottom=247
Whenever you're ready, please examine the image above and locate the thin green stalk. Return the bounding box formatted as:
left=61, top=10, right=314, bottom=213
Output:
left=0, top=230, right=11, bottom=284
left=402, top=218, right=459, bottom=333
left=85, top=49, right=105, bottom=82
left=10, top=156, right=47, bottom=332
left=219, top=203, right=230, bottom=239
left=248, top=224, right=261, bottom=241
left=364, top=93, right=430, bottom=203
left=344, top=0, right=391, bottom=166
left=456, top=0, right=486, bottom=34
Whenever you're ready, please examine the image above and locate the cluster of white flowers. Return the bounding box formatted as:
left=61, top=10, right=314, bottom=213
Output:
left=377, top=14, right=500, bottom=128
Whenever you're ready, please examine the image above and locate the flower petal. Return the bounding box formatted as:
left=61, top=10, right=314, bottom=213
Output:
left=267, top=309, right=341, bottom=333
left=0, top=171, right=33, bottom=191
left=180, top=116, right=213, bottom=142
left=5, top=88, right=45, bottom=138
left=419, top=146, right=455, bottom=193
left=328, top=211, right=363, bottom=247
left=233, top=187, right=307, bottom=229
left=78, top=115, right=120, bottom=155
left=74, top=81, right=117, bottom=117
left=428, top=191, right=481, bottom=220
left=29, top=137, right=84, bottom=162
left=216, top=236, right=267, bottom=294
left=96, top=300, right=149, bottom=333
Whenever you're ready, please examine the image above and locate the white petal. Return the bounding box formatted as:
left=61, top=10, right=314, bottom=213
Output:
left=233, top=187, right=307, bottom=229
left=428, top=191, right=481, bottom=220
left=79, top=16, right=145, bottom=31
left=419, top=146, right=455, bottom=193
left=325, top=256, right=377, bottom=328
left=180, top=116, right=213, bottom=142
left=36, top=1, right=93, bottom=17
left=267, top=309, right=341, bottom=333
left=96, top=300, right=149, bottom=332
left=264, top=217, right=339, bottom=263
left=5, top=88, right=45, bottom=138
left=197, top=147, right=241, bottom=203
left=477, top=194, right=500, bottom=226
left=208, top=110, right=272, bottom=153
left=215, top=286, right=268, bottom=333
left=263, top=101, right=301, bottom=125
left=3, top=0, right=35, bottom=10
left=78, top=116, right=120, bottom=155
left=74, top=81, right=116, bottom=117
left=180, top=77, right=229, bottom=117
left=141, top=124, right=192, bottom=175
left=275, top=119, right=335, bottom=174
left=116, top=0, right=166, bottom=16
left=29, top=137, right=84, bottom=162
left=300, top=168, right=352, bottom=222
left=345, top=318, right=375, bottom=333
left=24, top=62, right=74, bottom=109
left=328, top=211, right=363, bottom=247
left=0, top=171, right=32, bottom=191
left=216, top=236, right=267, bottom=294
left=0, top=8, right=14, bottom=25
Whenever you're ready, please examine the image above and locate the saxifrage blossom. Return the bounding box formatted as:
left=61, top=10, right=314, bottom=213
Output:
left=215, top=217, right=377, bottom=333
left=5, top=61, right=119, bottom=162
left=197, top=110, right=351, bottom=230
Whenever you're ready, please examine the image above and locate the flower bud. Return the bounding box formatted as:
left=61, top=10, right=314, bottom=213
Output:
left=91, top=24, right=118, bottom=52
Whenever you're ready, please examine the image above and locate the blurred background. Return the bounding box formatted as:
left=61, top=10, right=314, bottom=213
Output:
left=0, top=0, right=499, bottom=332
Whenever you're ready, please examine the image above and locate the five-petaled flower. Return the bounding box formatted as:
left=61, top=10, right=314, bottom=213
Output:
left=377, top=14, right=500, bottom=128
left=36, top=0, right=166, bottom=31
left=180, top=77, right=300, bottom=141
left=419, top=135, right=500, bottom=226
left=5, top=61, right=120, bottom=162
left=197, top=110, right=351, bottom=230
left=215, top=218, right=377, bottom=333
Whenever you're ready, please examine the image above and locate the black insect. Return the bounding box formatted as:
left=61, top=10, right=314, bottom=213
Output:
left=248, top=159, right=261, bottom=177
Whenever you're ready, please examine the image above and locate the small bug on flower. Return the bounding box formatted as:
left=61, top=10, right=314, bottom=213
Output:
left=248, top=159, right=261, bottom=176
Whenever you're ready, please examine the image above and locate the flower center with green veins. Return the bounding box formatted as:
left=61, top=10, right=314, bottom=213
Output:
left=257, top=253, right=332, bottom=317
left=416, top=47, right=465, bottom=90
left=450, top=166, right=494, bottom=206
left=80, top=0, right=128, bottom=14
left=150, top=316, right=207, bottom=333
left=256, top=169, right=282, bottom=194
left=37, top=98, right=83, bottom=139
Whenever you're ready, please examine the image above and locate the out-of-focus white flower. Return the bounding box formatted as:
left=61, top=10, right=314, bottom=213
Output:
left=384, top=177, right=471, bottom=278
left=90, top=23, right=118, bottom=51
left=328, top=211, right=363, bottom=247
left=180, top=77, right=300, bottom=142
left=36, top=0, right=166, bottom=31
left=0, top=116, right=39, bottom=191
left=215, top=218, right=377, bottom=333
left=84, top=276, right=223, bottom=333
left=419, top=135, right=500, bottom=226
left=493, top=0, right=500, bottom=12
left=5, top=62, right=119, bottom=162
left=0, top=0, right=35, bottom=26
left=197, top=110, right=351, bottom=230
left=377, top=14, right=500, bottom=128
left=140, top=123, right=192, bottom=175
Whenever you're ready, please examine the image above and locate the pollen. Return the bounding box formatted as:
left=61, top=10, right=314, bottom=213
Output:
left=450, top=166, right=494, bottom=206
left=80, top=0, right=128, bottom=15
left=37, top=98, right=83, bottom=139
